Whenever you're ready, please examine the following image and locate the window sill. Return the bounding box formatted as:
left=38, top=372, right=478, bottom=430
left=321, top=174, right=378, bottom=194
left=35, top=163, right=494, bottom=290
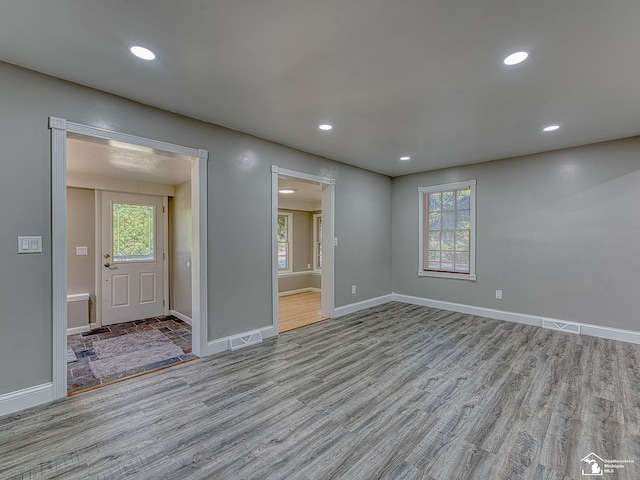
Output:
left=418, top=270, right=476, bottom=281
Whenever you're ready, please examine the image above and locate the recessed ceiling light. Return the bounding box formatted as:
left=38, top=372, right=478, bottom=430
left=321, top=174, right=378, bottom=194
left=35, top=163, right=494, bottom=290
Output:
left=543, top=125, right=560, bottom=132
left=129, top=45, right=157, bottom=61
left=279, top=189, right=295, bottom=194
left=400, top=156, right=411, bottom=161
left=319, top=124, right=333, bottom=131
left=503, top=51, right=530, bottom=66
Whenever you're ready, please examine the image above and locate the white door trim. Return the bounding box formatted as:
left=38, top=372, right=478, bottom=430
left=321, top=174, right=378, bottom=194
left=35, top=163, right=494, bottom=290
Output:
left=271, top=166, right=335, bottom=334
left=50, top=116, right=209, bottom=400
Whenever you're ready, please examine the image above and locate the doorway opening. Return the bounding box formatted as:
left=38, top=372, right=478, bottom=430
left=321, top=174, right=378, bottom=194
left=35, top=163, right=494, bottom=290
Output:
left=50, top=117, right=208, bottom=400
left=271, top=166, right=335, bottom=333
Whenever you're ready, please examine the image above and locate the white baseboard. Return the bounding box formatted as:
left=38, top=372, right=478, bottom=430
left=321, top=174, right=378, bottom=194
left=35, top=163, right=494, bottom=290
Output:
left=169, top=310, right=192, bottom=326
left=206, top=325, right=277, bottom=356
left=333, top=294, right=394, bottom=318
left=0, top=383, right=53, bottom=418
left=67, top=325, right=90, bottom=335
left=392, top=293, right=640, bottom=345
left=278, top=287, right=321, bottom=297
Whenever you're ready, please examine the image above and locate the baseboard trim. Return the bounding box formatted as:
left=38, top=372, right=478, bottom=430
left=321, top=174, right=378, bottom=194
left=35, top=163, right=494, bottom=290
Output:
left=169, top=310, right=192, bottom=326
left=66, top=325, right=90, bottom=335
left=206, top=325, right=278, bottom=356
left=392, top=293, right=640, bottom=345
left=279, top=287, right=321, bottom=297
left=333, top=294, right=394, bottom=318
left=0, top=383, right=53, bottom=418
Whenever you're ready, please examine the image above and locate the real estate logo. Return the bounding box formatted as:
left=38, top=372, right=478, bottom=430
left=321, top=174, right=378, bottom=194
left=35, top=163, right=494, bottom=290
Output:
left=581, top=452, right=635, bottom=476
left=582, top=453, right=603, bottom=476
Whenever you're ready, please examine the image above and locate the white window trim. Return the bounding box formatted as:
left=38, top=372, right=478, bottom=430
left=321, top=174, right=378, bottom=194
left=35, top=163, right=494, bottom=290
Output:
left=312, top=213, right=322, bottom=273
left=418, top=179, right=477, bottom=281
left=277, top=211, right=293, bottom=274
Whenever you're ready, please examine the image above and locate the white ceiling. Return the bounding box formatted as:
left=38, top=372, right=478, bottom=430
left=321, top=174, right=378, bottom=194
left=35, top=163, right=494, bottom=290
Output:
left=278, top=176, right=322, bottom=209
left=67, top=135, right=193, bottom=186
left=2, top=0, right=640, bottom=177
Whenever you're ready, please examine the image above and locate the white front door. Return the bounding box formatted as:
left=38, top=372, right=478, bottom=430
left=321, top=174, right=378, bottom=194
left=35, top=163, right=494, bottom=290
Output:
left=101, top=192, right=166, bottom=325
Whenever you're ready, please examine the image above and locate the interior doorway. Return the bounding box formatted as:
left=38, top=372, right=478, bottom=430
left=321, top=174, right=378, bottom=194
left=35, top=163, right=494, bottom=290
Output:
left=50, top=117, right=209, bottom=400
left=271, top=166, right=335, bottom=333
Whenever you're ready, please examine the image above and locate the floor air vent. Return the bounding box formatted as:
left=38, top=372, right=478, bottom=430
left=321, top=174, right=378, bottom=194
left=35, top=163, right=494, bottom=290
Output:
left=228, top=331, right=263, bottom=351
left=542, top=318, right=580, bottom=335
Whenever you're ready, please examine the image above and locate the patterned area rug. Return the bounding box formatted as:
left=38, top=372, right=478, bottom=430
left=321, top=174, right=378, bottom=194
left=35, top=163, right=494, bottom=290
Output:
left=89, top=329, right=184, bottom=378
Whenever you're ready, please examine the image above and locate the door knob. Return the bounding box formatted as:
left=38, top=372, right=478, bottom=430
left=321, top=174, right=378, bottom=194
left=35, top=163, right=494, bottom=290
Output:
left=104, top=262, right=111, bottom=268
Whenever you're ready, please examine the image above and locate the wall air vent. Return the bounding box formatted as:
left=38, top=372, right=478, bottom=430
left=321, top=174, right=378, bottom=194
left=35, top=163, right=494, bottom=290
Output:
left=542, top=318, right=580, bottom=335
left=228, top=331, right=263, bottom=351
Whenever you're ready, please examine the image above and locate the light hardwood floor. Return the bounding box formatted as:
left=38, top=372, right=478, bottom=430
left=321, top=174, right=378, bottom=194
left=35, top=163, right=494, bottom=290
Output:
left=278, top=291, right=326, bottom=333
left=2, top=302, right=640, bottom=479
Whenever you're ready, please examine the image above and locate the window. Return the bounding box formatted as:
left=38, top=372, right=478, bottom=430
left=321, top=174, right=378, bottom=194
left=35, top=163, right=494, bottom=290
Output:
left=313, top=214, right=322, bottom=271
left=277, top=212, right=293, bottom=272
left=418, top=180, right=476, bottom=280
left=112, top=203, right=155, bottom=262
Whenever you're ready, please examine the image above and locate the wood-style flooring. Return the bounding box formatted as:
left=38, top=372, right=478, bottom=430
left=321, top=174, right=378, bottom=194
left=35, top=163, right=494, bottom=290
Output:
left=278, top=291, right=326, bottom=333
left=2, top=302, right=640, bottom=479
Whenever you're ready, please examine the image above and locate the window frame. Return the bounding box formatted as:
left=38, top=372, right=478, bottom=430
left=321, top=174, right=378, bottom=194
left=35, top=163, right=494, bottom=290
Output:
left=418, top=179, right=477, bottom=281
left=312, top=213, right=322, bottom=272
left=277, top=211, right=293, bottom=274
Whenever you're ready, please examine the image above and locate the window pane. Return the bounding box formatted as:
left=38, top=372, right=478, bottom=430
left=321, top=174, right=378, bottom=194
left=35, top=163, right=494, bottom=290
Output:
left=429, top=193, right=441, bottom=212
left=442, top=211, right=455, bottom=231
left=455, top=231, right=469, bottom=251
left=317, top=242, right=322, bottom=269
left=441, top=251, right=454, bottom=270
left=457, top=210, right=470, bottom=230
left=442, top=191, right=456, bottom=210
left=441, top=231, right=454, bottom=251
left=278, top=242, right=288, bottom=270
left=428, top=251, right=440, bottom=269
left=457, top=189, right=471, bottom=210
left=277, top=216, right=288, bottom=242
left=113, top=203, right=154, bottom=262
left=455, top=252, right=469, bottom=271
left=429, top=212, right=441, bottom=231
left=317, top=217, right=322, bottom=241
left=428, top=231, right=440, bottom=251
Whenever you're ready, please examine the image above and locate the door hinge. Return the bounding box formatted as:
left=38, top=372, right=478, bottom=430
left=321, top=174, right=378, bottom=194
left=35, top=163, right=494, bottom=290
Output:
left=163, top=253, right=166, bottom=260
left=163, top=299, right=165, bottom=307
left=163, top=206, right=165, bottom=213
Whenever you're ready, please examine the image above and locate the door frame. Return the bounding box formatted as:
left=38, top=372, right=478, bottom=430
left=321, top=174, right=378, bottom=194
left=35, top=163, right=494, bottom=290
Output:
left=271, top=165, right=335, bottom=332
left=50, top=116, right=209, bottom=400
left=99, top=191, right=169, bottom=325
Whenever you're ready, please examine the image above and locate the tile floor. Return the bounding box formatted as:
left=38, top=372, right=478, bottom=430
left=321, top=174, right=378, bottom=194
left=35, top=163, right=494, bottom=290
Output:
left=67, top=316, right=195, bottom=394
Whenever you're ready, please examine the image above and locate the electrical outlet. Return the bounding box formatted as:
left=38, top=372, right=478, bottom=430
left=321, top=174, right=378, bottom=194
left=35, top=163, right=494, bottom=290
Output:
left=76, top=246, right=88, bottom=256
left=351, top=285, right=357, bottom=295
left=307, top=263, right=311, bottom=270
left=496, top=289, right=503, bottom=300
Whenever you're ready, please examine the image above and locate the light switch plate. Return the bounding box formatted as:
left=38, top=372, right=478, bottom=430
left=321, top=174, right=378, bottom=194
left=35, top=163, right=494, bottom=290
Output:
left=18, top=236, right=43, bottom=253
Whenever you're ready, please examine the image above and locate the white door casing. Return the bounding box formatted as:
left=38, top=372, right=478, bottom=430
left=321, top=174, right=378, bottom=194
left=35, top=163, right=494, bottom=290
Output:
left=101, top=191, right=166, bottom=325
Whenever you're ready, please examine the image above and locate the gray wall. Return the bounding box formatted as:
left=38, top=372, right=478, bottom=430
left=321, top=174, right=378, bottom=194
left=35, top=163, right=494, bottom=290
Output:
left=0, top=61, right=392, bottom=395
left=169, top=181, right=192, bottom=318
left=66, top=187, right=96, bottom=326
left=392, top=137, right=640, bottom=331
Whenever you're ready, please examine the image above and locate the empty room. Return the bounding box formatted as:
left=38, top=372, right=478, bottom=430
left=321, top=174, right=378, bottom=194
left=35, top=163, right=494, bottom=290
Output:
left=1, top=1, right=640, bottom=479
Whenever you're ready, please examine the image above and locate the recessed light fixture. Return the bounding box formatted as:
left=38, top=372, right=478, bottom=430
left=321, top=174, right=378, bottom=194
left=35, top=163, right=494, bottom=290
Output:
left=503, top=51, right=530, bottom=66
left=279, top=189, right=295, bottom=194
left=543, top=125, right=560, bottom=132
left=129, top=45, right=157, bottom=61
left=319, top=124, right=333, bottom=131
left=400, top=156, right=411, bottom=161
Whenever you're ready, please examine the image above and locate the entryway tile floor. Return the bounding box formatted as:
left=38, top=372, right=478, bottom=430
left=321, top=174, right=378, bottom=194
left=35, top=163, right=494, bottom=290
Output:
left=67, top=316, right=195, bottom=394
